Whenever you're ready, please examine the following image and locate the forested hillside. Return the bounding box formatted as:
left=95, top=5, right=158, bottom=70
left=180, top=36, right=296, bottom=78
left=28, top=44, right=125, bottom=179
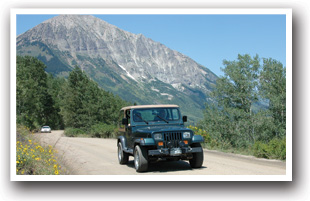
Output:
left=16, top=56, right=128, bottom=133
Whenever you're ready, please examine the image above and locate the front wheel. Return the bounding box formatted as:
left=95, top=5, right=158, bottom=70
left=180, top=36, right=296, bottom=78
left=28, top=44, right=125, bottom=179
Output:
left=118, top=142, right=129, bottom=164
left=134, top=145, right=148, bottom=172
left=189, top=143, right=204, bottom=168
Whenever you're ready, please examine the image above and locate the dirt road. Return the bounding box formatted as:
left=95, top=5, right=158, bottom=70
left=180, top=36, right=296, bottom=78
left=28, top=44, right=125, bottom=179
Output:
left=35, top=130, right=286, bottom=175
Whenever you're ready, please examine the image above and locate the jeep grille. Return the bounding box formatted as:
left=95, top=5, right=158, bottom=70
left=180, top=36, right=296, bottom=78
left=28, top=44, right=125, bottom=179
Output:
left=163, top=132, right=182, bottom=148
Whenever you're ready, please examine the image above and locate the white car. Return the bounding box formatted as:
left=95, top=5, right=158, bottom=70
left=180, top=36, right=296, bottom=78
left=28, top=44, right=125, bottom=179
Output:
left=41, top=126, right=51, bottom=133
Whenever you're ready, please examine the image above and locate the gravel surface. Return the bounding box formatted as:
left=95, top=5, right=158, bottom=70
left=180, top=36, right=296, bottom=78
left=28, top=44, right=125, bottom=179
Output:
left=34, top=130, right=286, bottom=175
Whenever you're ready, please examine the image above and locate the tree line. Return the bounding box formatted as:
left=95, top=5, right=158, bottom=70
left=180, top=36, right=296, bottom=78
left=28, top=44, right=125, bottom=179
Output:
left=16, top=56, right=128, bottom=134
left=199, top=54, right=286, bottom=159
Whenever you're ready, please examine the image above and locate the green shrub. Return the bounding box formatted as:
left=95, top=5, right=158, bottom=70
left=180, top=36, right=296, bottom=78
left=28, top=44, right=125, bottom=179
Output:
left=210, top=139, right=219, bottom=149
left=253, top=137, right=286, bottom=160
left=203, top=133, right=212, bottom=144
left=267, top=137, right=286, bottom=160
left=253, top=141, right=269, bottom=159
left=90, top=123, right=117, bottom=138
left=64, top=127, right=86, bottom=137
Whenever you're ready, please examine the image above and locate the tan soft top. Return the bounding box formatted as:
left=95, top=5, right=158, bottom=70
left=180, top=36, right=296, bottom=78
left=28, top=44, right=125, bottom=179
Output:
left=121, top=104, right=179, bottom=111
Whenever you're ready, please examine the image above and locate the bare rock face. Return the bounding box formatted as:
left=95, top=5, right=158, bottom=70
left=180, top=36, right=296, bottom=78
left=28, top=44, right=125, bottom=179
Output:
left=17, top=15, right=218, bottom=122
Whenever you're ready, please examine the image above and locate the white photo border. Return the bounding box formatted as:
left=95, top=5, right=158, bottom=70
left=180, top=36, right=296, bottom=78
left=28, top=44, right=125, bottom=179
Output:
left=10, top=8, right=292, bottom=181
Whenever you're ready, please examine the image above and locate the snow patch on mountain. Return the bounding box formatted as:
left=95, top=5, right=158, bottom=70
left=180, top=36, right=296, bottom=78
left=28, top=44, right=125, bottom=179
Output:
left=171, top=83, right=185, bottom=92
left=160, top=93, right=174, bottom=100
left=151, top=87, right=160, bottom=92
left=119, top=65, right=138, bottom=82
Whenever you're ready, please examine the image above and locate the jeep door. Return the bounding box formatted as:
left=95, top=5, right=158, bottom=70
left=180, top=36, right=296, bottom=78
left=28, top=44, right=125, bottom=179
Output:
left=125, top=109, right=134, bottom=149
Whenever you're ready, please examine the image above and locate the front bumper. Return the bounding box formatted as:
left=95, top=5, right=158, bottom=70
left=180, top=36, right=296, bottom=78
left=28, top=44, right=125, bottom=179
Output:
left=148, top=146, right=203, bottom=156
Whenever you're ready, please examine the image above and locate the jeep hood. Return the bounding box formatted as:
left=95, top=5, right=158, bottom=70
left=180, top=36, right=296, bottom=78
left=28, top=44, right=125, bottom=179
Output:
left=135, top=125, right=191, bottom=134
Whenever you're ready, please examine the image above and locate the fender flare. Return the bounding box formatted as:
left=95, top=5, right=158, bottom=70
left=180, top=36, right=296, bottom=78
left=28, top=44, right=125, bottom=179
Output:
left=117, top=136, right=127, bottom=150
left=192, top=135, right=204, bottom=143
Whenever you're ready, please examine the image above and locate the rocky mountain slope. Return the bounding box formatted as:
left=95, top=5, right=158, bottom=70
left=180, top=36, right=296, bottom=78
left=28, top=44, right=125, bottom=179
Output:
left=16, top=15, right=218, bottom=122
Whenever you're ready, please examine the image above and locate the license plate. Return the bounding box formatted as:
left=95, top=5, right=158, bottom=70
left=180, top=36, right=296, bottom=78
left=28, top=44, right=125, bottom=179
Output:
left=170, top=148, right=182, bottom=156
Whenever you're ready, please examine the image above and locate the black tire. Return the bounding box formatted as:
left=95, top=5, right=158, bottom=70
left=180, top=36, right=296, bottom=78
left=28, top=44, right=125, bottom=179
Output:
left=118, top=142, right=129, bottom=164
left=134, top=145, right=148, bottom=172
left=189, top=143, right=204, bottom=168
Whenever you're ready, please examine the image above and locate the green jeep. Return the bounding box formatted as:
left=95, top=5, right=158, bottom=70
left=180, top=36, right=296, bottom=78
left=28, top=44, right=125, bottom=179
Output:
left=117, top=105, right=204, bottom=172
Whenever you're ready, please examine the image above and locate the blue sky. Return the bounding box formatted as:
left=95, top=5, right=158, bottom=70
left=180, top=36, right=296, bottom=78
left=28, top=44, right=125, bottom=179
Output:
left=16, top=14, right=286, bottom=77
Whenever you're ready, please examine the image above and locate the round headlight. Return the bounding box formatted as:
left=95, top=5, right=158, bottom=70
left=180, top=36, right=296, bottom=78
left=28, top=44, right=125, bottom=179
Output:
left=154, top=133, right=162, bottom=140
left=183, top=132, right=191, bottom=138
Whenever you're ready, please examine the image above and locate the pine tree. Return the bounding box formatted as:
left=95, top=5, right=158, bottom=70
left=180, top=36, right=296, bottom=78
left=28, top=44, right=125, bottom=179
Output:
left=16, top=56, right=54, bottom=129
left=60, top=66, right=128, bottom=129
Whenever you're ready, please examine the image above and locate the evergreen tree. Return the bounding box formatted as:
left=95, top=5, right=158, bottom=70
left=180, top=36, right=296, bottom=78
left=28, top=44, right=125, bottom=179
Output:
left=60, top=66, right=92, bottom=128
left=46, top=74, right=66, bottom=129
left=60, top=66, right=128, bottom=129
left=16, top=56, right=128, bottom=131
left=16, top=56, right=55, bottom=129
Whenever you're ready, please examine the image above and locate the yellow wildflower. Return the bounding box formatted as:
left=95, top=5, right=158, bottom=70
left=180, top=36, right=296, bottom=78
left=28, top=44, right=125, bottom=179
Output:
left=16, top=161, right=19, bottom=164
left=54, top=170, right=59, bottom=175
left=35, top=158, right=40, bottom=161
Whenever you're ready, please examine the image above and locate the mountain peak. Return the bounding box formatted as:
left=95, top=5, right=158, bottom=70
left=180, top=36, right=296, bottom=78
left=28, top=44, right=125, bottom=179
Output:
left=44, top=15, right=114, bottom=28
left=17, top=14, right=217, bottom=85
left=17, top=14, right=218, bottom=121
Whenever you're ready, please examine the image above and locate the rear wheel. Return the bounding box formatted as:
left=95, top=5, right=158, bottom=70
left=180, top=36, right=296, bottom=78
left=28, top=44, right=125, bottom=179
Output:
left=134, top=145, right=148, bottom=172
left=118, top=142, right=129, bottom=164
left=189, top=143, right=204, bottom=168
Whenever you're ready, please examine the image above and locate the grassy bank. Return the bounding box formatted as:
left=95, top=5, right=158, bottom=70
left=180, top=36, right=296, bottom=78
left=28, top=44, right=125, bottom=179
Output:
left=16, top=125, right=66, bottom=175
left=189, top=125, right=286, bottom=161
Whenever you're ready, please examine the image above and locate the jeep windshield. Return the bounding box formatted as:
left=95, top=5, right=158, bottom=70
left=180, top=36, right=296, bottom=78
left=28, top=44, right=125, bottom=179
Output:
left=132, top=108, right=180, bottom=124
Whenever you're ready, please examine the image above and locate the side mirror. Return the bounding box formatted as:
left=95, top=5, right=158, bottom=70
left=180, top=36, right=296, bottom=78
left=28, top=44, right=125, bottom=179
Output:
left=122, top=118, right=128, bottom=125
left=182, top=116, right=187, bottom=122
